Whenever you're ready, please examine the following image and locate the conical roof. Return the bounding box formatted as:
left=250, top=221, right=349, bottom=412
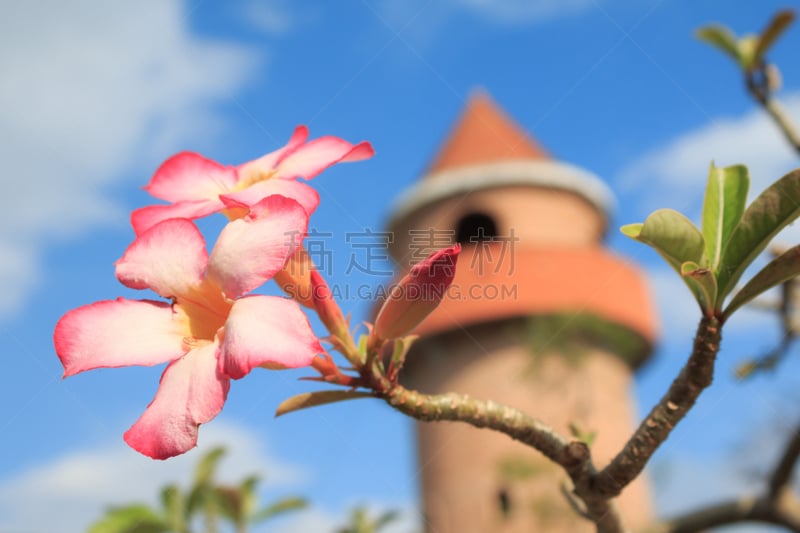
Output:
left=427, top=90, right=549, bottom=174
left=388, top=92, right=614, bottom=234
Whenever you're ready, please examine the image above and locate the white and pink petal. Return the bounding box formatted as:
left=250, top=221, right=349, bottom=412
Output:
left=207, top=195, right=308, bottom=299
left=144, top=152, right=237, bottom=203
left=274, top=137, right=374, bottom=180
left=55, top=298, right=188, bottom=377
left=236, top=126, right=310, bottom=180
left=219, top=179, right=320, bottom=216
left=117, top=218, right=208, bottom=298
left=123, top=343, right=230, bottom=459
left=218, top=295, right=322, bottom=379
left=131, top=198, right=225, bottom=236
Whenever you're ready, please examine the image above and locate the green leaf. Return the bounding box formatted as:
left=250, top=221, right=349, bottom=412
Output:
left=735, top=359, right=759, bottom=379
left=498, top=456, right=549, bottom=482
left=755, top=9, right=796, bottom=63
left=373, top=510, right=401, bottom=531
left=187, top=447, right=225, bottom=515
left=702, top=163, right=749, bottom=270
left=275, top=390, right=373, bottom=417
left=717, top=169, right=800, bottom=302
left=251, top=497, right=308, bottom=523
left=696, top=24, right=742, bottom=65
left=621, top=209, right=706, bottom=269
left=237, top=475, right=260, bottom=518
left=89, top=505, right=169, bottom=533
left=621, top=209, right=707, bottom=306
left=681, top=261, right=719, bottom=314
left=568, top=421, right=597, bottom=446
left=387, top=335, right=417, bottom=379
left=724, top=244, right=800, bottom=319
left=213, top=485, right=243, bottom=523
left=194, top=446, right=225, bottom=486
left=159, top=485, right=186, bottom=533
left=239, top=475, right=259, bottom=495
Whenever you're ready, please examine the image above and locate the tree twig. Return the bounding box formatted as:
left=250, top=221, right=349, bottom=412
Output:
left=661, top=496, right=800, bottom=533
left=594, top=316, right=722, bottom=497
left=383, top=384, right=570, bottom=466
left=746, top=68, right=800, bottom=155
left=769, top=425, right=800, bottom=499
left=659, top=422, right=800, bottom=532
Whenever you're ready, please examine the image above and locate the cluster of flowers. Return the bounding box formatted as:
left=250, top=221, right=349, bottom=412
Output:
left=54, top=127, right=374, bottom=460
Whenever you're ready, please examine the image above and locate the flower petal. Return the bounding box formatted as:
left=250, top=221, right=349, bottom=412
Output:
left=219, top=179, right=320, bottom=216
left=219, top=295, right=322, bottom=379
left=117, top=218, right=208, bottom=298
left=131, top=199, right=224, bottom=236
left=238, top=125, right=310, bottom=177
left=208, top=195, right=308, bottom=298
left=55, top=298, right=188, bottom=377
left=275, top=137, right=374, bottom=180
left=124, top=343, right=230, bottom=459
left=144, top=152, right=237, bottom=202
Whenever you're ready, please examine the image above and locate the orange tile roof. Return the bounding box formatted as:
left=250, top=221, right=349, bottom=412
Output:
left=427, top=91, right=549, bottom=174
left=402, top=244, right=657, bottom=354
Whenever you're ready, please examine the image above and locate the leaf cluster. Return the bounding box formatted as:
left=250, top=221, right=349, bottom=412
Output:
left=696, top=10, right=794, bottom=72
left=89, top=447, right=307, bottom=533
left=622, top=164, right=800, bottom=321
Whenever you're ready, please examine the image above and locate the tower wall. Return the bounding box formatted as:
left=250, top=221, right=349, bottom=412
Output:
left=389, top=185, right=605, bottom=260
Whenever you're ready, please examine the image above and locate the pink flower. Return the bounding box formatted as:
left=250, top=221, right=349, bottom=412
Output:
left=55, top=195, right=323, bottom=459
left=373, top=244, right=461, bottom=341
left=131, top=126, right=374, bottom=235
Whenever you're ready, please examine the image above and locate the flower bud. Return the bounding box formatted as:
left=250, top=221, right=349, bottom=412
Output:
left=310, top=268, right=348, bottom=338
left=373, top=244, right=461, bottom=341
left=274, top=246, right=315, bottom=307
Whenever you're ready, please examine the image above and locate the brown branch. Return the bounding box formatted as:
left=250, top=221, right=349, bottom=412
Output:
left=661, top=496, right=800, bottom=533
left=656, top=422, right=800, bottom=532
left=380, top=383, right=624, bottom=532
left=594, top=316, right=722, bottom=497
left=384, top=384, right=569, bottom=465
left=763, top=98, right=800, bottom=154
left=769, top=425, right=800, bottom=499
left=746, top=68, right=800, bottom=155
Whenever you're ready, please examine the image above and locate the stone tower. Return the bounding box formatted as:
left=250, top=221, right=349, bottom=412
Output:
left=385, top=92, right=658, bottom=532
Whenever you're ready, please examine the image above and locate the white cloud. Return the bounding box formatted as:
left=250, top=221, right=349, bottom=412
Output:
left=0, top=421, right=307, bottom=533
left=618, top=92, right=800, bottom=220
left=0, top=240, right=38, bottom=318
left=0, top=0, right=262, bottom=318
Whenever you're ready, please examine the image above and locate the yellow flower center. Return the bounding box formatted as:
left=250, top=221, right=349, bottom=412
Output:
left=175, top=281, right=233, bottom=349
left=220, top=165, right=278, bottom=221
left=235, top=165, right=277, bottom=191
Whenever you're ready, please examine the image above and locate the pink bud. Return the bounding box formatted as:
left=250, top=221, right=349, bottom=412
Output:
left=373, top=244, right=461, bottom=341
left=310, top=269, right=348, bottom=338
left=274, top=247, right=315, bottom=308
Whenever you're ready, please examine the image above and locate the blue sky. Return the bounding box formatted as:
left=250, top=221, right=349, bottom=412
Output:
left=2, top=1, right=800, bottom=531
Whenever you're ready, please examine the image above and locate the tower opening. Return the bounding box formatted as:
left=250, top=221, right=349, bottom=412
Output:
left=456, top=212, right=498, bottom=244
